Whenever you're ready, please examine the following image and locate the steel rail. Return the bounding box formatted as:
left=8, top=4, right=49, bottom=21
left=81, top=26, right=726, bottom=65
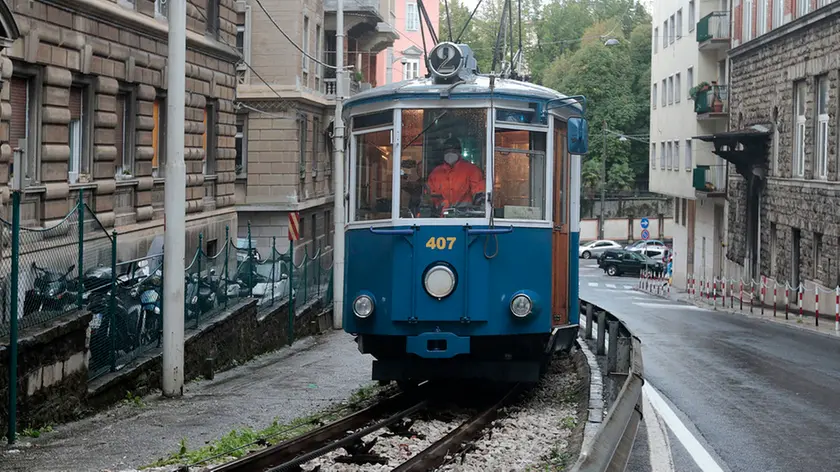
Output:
left=209, top=389, right=425, bottom=472
left=391, top=383, right=523, bottom=472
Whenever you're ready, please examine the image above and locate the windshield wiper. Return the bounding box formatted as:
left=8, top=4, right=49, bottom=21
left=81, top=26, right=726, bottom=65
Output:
left=402, top=110, right=448, bottom=152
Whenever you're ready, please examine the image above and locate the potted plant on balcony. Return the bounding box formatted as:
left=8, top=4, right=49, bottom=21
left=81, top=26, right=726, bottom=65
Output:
left=689, top=81, right=711, bottom=101
left=710, top=81, right=724, bottom=113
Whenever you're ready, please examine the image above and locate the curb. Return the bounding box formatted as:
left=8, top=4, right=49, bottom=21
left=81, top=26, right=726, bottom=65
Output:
left=576, top=336, right=605, bottom=454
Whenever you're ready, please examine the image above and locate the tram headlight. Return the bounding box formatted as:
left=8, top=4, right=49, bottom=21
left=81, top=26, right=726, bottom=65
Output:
left=353, top=294, right=374, bottom=318
left=424, top=265, right=456, bottom=299
left=510, top=294, right=533, bottom=318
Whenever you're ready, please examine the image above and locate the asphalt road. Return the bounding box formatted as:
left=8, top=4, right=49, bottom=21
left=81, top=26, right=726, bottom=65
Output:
left=579, top=259, right=840, bottom=472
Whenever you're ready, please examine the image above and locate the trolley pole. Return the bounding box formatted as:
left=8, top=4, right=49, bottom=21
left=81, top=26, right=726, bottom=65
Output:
left=162, top=0, right=186, bottom=397
left=332, top=0, right=346, bottom=330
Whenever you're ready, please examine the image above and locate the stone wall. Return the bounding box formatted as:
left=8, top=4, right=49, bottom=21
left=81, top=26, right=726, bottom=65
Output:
left=727, top=6, right=840, bottom=286
left=0, top=310, right=91, bottom=434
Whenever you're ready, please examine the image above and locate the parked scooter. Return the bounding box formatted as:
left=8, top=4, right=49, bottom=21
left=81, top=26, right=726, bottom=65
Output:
left=23, top=263, right=76, bottom=318
left=184, top=272, right=217, bottom=321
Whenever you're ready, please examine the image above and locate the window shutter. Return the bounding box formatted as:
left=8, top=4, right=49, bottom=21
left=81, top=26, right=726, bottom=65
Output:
left=115, top=94, right=125, bottom=167
left=10, top=77, right=28, bottom=150
left=69, top=87, right=82, bottom=121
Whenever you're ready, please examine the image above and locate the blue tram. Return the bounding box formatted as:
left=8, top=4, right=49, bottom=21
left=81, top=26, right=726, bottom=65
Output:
left=341, top=42, right=589, bottom=384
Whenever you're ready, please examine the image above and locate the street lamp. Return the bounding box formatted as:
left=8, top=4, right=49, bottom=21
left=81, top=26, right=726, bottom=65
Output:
left=597, top=38, right=620, bottom=239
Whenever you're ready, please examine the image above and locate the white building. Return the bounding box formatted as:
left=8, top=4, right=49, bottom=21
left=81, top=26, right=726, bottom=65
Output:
left=649, top=0, right=731, bottom=289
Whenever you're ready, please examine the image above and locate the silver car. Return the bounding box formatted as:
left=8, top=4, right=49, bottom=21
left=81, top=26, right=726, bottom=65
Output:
left=579, top=240, right=622, bottom=259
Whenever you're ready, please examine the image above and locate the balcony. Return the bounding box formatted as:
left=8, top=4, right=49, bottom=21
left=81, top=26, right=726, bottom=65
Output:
left=324, top=0, right=398, bottom=54
left=696, top=11, right=730, bottom=50
left=693, top=164, right=727, bottom=197
left=693, top=83, right=728, bottom=120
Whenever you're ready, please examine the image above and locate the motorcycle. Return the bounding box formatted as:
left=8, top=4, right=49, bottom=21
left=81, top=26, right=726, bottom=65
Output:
left=23, top=263, right=76, bottom=318
left=185, top=272, right=218, bottom=321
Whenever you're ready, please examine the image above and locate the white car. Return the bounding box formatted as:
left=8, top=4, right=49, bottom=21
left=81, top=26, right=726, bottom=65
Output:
left=578, top=240, right=622, bottom=259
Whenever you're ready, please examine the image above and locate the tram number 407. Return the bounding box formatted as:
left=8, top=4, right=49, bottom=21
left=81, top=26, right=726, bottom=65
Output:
left=425, top=236, right=457, bottom=250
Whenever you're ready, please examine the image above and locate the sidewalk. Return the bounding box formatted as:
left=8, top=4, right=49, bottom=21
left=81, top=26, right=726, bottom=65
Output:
left=638, top=281, right=840, bottom=340
left=2, top=329, right=374, bottom=472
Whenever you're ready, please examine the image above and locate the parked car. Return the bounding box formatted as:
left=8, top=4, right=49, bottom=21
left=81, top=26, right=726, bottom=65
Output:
left=578, top=240, right=623, bottom=259
left=598, top=249, right=664, bottom=277
left=625, top=239, right=668, bottom=252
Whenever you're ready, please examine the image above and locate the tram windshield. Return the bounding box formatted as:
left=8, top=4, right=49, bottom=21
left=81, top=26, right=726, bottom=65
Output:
left=400, top=108, right=487, bottom=219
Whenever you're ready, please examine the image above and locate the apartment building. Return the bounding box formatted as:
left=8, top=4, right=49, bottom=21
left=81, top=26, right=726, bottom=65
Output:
left=1, top=0, right=239, bottom=259
left=649, top=0, right=731, bottom=289
left=234, top=0, right=397, bottom=257
left=376, top=0, right=438, bottom=84
left=714, top=0, right=840, bottom=290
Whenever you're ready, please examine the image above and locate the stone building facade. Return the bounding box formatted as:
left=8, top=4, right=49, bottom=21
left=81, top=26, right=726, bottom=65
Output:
left=721, top=1, right=840, bottom=289
left=1, top=0, right=240, bottom=260
left=235, top=0, right=396, bottom=258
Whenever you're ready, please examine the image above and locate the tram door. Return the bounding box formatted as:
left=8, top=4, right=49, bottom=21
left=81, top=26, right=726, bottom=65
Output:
left=551, top=120, right=569, bottom=326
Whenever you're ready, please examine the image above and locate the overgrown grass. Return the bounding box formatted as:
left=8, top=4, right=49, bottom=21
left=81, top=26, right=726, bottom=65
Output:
left=144, top=382, right=386, bottom=469
left=20, top=424, right=54, bottom=438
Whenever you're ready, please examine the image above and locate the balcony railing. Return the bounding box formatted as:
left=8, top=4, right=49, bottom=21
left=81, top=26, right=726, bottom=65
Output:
left=693, top=164, right=727, bottom=194
left=696, top=11, right=730, bottom=47
left=694, top=84, right=728, bottom=118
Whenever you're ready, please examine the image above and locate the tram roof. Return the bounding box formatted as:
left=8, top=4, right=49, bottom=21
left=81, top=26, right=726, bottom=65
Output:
left=342, top=75, right=583, bottom=113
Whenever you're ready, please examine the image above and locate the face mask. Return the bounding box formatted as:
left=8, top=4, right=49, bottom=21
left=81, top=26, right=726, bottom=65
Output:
left=444, top=152, right=458, bottom=165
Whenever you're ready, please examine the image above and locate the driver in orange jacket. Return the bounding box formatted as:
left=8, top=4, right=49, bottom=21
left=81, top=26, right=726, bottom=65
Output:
left=426, top=137, right=486, bottom=212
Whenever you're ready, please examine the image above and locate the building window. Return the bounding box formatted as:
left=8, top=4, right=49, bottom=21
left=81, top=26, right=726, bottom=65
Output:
left=236, top=25, right=245, bottom=53
left=688, top=0, right=696, bottom=31
left=654, top=27, right=658, bottom=53
left=203, top=102, right=217, bottom=175
left=298, top=114, right=308, bottom=178
left=660, top=142, right=665, bottom=169
left=668, top=76, right=674, bottom=105
left=675, top=73, right=681, bottom=103
left=652, top=83, right=657, bottom=109
left=794, top=80, right=806, bottom=177
left=311, top=213, right=316, bottom=243
left=677, top=9, right=683, bottom=39
left=404, top=58, right=420, bottom=80
left=325, top=210, right=332, bottom=246
left=681, top=199, right=686, bottom=226
left=666, top=141, right=673, bottom=169
left=315, top=24, right=322, bottom=88
left=68, top=85, right=88, bottom=184
left=818, top=0, right=830, bottom=7
left=406, top=2, right=419, bottom=31
left=797, top=0, right=810, bottom=18
left=675, top=198, right=680, bottom=224
left=152, top=96, right=166, bottom=178
left=663, top=21, right=668, bottom=48
left=770, top=223, right=777, bottom=276
left=744, top=0, right=753, bottom=42
left=687, top=67, right=694, bottom=99
left=302, top=15, right=310, bottom=86
left=155, top=0, right=168, bottom=17
left=312, top=116, right=320, bottom=174
left=669, top=15, right=675, bottom=43
left=814, top=232, right=823, bottom=280
left=772, top=0, right=782, bottom=27
left=235, top=114, right=246, bottom=177
left=206, top=0, right=220, bottom=38
left=661, top=79, right=667, bottom=107
left=816, top=75, right=829, bottom=179
left=674, top=140, right=680, bottom=171
left=651, top=143, right=656, bottom=169
left=757, top=0, right=767, bottom=36
left=685, top=139, right=692, bottom=170
left=115, top=91, right=135, bottom=177
left=10, top=72, right=41, bottom=187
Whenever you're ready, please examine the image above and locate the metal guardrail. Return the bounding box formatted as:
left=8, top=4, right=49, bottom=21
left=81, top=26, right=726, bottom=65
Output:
left=570, top=300, right=644, bottom=472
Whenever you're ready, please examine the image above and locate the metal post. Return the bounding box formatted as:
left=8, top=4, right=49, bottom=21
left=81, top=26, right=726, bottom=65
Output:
left=596, top=310, right=606, bottom=355
left=162, top=0, right=187, bottom=397
left=288, top=242, right=295, bottom=345
left=196, top=234, right=202, bottom=328
left=584, top=304, right=593, bottom=340
left=271, top=236, right=276, bottom=307
left=599, top=120, right=606, bottom=239
left=333, top=0, right=346, bottom=330
left=7, top=189, right=20, bottom=445
left=77, top=188, right=84, bottom=309
left=247, top=222, right=253, bottom=297
left=224, top=225, right=229, bottom=310
left=607, top=320, right=618, bottom=373
left=109, top=231, right=117, bottom=373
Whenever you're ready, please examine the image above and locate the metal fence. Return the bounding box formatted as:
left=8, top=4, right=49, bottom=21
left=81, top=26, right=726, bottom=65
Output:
left=0, top=192, right=334, bottom=384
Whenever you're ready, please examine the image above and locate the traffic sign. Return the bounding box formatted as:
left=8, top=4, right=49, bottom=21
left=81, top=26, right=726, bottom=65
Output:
left=641, top=229, right=650, bottom=240
left=640, top=217, right=649, bottom=229
left=288, top=212, right=300, bottom=241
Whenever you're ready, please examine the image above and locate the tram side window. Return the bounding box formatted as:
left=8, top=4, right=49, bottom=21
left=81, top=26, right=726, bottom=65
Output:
left=354, top=130, right=393, bottom=221
left=493, top=128, right=547, bottom=220
left=399, top=108, right=487, bottom=218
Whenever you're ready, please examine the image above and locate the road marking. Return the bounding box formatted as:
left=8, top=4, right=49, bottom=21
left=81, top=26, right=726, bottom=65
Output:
left=644, top=383, right=725, bottom=472
left=588, top=282, right=599, bottom=287
left=643, top=393, right=676, bottom=472
left=606, top=283, right=617, bottom=289
left=623, top=285, right=634, bottom=290
left=632, top=302, right=706, bottom=311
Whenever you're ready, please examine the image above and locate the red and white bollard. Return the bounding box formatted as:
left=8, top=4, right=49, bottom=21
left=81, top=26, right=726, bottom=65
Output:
left=773, top=281, right=778, bottom=318
left=835, top=286, right=839, bottom=332
left=761, top=276, right=766, bottom=316
left=798, top=284, right=804, bottom=322
left=739, top=280, right=744, bottom=311
left=750, top=281, right=755, bottom=314
left=730, top=279, right=734, bottom=309
left=713, top=278, right=717, bottom=308
left=815, top=285, right=820, bottom=327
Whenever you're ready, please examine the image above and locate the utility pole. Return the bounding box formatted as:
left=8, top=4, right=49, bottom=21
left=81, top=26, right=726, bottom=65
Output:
left=162, top=0, right=186, bottom=397
left=599, top=119, right=606, bottom=239
left=332, top=0, right=346, bottom=329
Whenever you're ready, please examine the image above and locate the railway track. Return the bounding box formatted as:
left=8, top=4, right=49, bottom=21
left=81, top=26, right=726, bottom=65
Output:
left=207, top=383, right=522, bottom=472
